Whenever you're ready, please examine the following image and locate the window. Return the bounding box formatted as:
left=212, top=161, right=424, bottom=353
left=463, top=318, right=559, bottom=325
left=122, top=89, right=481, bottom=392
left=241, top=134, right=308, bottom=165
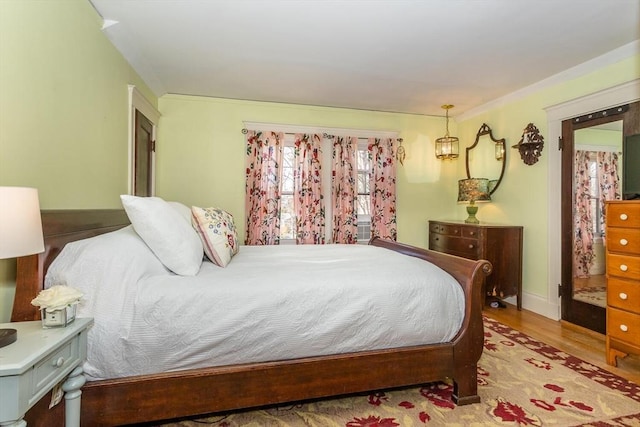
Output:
left=356, top=144, right=371, bottom=242
left=278, top=136, right=371, bottom=243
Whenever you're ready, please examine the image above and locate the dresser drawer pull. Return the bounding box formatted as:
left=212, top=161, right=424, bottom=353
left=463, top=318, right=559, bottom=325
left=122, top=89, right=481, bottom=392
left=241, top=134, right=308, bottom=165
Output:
left=620, top=264, right=628, bottom=272
left=619, top=324, right=629, bottom=332
left=468, top=244, right=475, bottom=249
left=53, top=357, right=65, bottom=368
left=620, top=213, right=628, bottom=221
left=620, top=238, right=628, bottom=246
left=619, top=292, right=628, bottom=300
left=469, top=231, right=475, bottom=236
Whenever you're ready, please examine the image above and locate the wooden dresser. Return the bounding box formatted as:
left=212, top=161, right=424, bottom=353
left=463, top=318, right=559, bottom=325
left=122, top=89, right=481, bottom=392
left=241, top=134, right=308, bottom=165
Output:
left=429, top=220, right=524, bottom=309
left=605, top=200, right=640, bottom=366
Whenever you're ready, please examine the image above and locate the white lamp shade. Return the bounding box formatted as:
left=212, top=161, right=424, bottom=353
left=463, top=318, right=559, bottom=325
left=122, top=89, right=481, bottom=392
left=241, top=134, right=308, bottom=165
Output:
left=0, top=187, right=45, bottom=258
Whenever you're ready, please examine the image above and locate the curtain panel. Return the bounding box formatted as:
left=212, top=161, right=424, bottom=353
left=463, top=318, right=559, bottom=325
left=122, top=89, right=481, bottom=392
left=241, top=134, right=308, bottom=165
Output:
left=596, top=151, right=621, bottom=234
left=573, top=150, right=594, bottom=278
left=244, top=131, right=284, bottom=245
left=368, top=137, right=398, bottom=241
left=331, top=136, right=359, bottom=244
left=294, top=133, right=325, bottom=244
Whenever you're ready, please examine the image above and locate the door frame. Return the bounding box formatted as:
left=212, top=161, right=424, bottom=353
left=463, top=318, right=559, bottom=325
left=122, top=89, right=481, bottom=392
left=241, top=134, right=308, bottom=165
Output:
left=128, top=85, right=161, bottom=196
left=545, top=79, right=640, bottom=321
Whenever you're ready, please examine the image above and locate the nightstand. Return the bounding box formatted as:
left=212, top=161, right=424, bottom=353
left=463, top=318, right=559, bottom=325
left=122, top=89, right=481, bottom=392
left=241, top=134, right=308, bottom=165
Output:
left=0, top=317, right=92, bottom=427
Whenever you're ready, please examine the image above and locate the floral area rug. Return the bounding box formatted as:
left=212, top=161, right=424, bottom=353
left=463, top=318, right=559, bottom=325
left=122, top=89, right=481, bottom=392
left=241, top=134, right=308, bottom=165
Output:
left=155, top=317, right=640, bottom=426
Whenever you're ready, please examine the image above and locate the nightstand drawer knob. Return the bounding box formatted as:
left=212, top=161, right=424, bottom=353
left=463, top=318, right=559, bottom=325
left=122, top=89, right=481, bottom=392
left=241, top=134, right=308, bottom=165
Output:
left=619, top=292, right=628, bottom=300
left=620, top=213, right=628, bottom=220
left=620, top=324, right=629, bottom=332
left=620, top=238, right=628, bottom=246
left=53, top=357, right=65, bottom=367
left=620, top=264, right=628, bottom=272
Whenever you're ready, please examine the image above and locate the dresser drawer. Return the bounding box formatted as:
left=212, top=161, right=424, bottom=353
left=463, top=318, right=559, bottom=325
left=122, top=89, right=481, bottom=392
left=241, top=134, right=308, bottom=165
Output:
left=429, top=223, right=461, bottom=237
left=607, top=203, right=640, bottom=228
left=431, top=236, right=480, bottom=258
left=607, top=306, right=640, bottom=346
left=606, top=253, right=640, bottom=280
left=607, top=228, right=640, bottom=254
left=607, top=278, right=640, bottom=312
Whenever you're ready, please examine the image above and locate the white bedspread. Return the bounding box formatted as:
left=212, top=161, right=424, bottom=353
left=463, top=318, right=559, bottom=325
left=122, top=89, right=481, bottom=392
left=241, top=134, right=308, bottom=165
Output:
left=45, top=227, right=465, bottom=381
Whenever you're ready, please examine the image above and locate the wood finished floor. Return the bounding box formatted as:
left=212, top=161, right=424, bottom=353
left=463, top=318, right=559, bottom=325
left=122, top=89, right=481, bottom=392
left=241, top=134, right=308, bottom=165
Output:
left=483, top=303, right=640, bottom=385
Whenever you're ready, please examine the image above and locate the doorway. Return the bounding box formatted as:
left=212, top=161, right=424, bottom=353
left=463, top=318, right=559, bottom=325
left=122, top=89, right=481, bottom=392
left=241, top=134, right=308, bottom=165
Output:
left=560, top=101, right=640, bottom=333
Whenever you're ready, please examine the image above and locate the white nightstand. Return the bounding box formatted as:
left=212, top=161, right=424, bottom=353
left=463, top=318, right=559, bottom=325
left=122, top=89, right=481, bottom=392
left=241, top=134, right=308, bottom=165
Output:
left=0, top=317, right=93, bottom=427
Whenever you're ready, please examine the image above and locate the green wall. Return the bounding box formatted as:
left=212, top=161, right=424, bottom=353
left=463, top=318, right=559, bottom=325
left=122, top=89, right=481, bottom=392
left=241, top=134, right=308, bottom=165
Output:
left=0, top=0, right=638, bottom=323
left=0, top=0, right=157, bottom=322
left=156, top=95, right=458, bottom=246
left=455, top=55, right=639, bottom=315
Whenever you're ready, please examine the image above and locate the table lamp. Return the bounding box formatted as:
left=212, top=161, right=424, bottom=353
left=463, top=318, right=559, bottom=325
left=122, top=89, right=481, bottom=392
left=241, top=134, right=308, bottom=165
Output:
left=0, top=187, right=45, bottom=348
left=457, top=178, right=491, bottom=224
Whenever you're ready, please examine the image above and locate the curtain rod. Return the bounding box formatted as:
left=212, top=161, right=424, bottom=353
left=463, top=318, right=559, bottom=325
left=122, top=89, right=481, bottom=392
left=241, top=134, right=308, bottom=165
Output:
left=241, top=128, right=402, bottom=142
left=241, top=121, right=401, bottom=141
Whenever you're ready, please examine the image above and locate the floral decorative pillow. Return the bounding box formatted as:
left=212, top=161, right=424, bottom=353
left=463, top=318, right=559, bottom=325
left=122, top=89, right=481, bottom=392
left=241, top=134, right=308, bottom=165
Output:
left=191, top=207, right=239, bottom=267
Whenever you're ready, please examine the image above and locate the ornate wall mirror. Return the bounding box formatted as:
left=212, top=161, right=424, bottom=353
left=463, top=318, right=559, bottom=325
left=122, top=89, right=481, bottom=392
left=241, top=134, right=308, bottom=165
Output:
left=465, top=123, right=507, bottom=195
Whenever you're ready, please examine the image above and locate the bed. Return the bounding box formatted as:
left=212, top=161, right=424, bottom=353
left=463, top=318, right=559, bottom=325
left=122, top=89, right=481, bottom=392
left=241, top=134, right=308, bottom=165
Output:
left=12, top=209, right=491, bottom=427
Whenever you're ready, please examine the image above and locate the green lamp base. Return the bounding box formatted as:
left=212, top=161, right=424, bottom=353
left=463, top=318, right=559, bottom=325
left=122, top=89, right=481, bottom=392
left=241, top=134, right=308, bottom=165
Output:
left=465, top=204, right=479, bottom=224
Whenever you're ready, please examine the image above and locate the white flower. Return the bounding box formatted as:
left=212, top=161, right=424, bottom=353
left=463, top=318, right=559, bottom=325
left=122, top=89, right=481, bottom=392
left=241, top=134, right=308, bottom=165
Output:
left=31, top=285, right=83, bottom=311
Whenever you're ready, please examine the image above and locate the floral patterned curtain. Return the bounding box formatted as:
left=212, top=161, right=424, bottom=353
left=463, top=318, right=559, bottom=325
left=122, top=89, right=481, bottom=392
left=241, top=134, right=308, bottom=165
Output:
left=368, top=137, right=397, bottom=241
left=573, top=150, right=594, bottom=278
left=244, top=131, right=284, bottom=245
left=596, top=151, right=621, bottom=233
left=294, top=133, right=325, bottom=244
left=331, top=136, right=358, bottom=244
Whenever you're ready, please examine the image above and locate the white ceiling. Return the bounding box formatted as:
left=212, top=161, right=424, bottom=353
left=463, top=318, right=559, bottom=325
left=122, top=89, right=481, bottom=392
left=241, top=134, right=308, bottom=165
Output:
left=89, top=0, right=640, bottom=117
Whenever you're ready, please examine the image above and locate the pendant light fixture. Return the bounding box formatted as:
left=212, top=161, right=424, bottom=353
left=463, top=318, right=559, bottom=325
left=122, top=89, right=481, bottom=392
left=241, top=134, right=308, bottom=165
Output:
left=435, top=104, right=459, bottom=160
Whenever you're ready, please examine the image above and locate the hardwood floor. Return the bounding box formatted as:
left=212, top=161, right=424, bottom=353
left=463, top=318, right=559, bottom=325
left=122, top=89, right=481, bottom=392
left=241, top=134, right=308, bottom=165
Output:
left=483, top=303, right=640, bottom=385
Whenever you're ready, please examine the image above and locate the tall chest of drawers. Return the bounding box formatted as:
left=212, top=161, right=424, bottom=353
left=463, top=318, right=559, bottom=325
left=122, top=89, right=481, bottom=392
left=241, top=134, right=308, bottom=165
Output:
left=428, top=220, right=524, bottom=309
left=605, top=200, right=640, bottom=366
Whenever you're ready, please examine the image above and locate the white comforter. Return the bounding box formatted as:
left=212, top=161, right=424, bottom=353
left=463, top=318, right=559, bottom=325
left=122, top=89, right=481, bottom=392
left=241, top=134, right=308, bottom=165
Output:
left=45, top=226, right=465, bottom=381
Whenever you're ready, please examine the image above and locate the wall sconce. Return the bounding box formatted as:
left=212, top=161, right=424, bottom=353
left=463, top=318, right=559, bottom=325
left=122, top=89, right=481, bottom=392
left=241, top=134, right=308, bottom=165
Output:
left=495, top=140, right=505, bottom=161
left=457, top=178, right=491, bottom=223
left=512, top=123, right=544, bottom=165
left=435, top=104, right=459, bottom=160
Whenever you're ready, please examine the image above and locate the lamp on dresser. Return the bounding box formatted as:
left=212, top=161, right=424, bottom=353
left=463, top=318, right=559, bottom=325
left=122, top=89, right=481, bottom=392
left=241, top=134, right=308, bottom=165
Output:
left=0, top=186, right=44, bottom=348
left=457, top=178, right=491, bottom=224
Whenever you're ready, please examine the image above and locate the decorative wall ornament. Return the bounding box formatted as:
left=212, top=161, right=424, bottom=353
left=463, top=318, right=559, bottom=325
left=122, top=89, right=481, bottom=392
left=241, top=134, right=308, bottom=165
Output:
left=513, top=123, right=544, bottom=165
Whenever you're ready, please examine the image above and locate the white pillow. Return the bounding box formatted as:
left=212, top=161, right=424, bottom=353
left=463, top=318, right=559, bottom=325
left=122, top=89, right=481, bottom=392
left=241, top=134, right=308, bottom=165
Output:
left=168, top=201, right=192, bottom=224
left=121, top=195, right=203, bottom=275
left=191, top=206, right=239, bottom=267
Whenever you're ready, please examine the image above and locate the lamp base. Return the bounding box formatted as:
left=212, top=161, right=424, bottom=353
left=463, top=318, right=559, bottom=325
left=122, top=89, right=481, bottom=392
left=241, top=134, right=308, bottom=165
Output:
left=465, top=204, right=479, bottom=224
left=0, top=328, right=17, bottom=348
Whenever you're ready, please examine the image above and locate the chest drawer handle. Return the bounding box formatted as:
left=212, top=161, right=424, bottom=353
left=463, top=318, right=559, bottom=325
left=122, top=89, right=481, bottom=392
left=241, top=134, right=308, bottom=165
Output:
left=619, top=292, right=628, bottom=300
left=469, top=231, right=475, bottom=236
left=468, top=244, right=475, bottom=249
left=620, top=324, right=629, bottom=332
left=620, top=264, right=628, bottom=272
left=620, top=238, right=628, bottom=246
left=620, top=213, right=628, bottom=221
left=53, top=357, right=65, bottom=368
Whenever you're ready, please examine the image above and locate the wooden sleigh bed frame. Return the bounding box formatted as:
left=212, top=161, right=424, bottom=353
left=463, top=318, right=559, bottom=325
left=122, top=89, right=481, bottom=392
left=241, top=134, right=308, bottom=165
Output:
left=12, top=209, right=492, bottom=427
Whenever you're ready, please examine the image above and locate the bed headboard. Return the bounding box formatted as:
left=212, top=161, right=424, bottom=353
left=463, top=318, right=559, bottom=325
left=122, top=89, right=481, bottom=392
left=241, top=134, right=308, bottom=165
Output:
left=11, top=209, right=130, bottom=322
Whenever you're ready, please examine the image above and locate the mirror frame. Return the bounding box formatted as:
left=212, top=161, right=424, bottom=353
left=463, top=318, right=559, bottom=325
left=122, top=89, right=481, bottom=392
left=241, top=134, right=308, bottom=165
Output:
left=465, top=123, right=507, bottom=195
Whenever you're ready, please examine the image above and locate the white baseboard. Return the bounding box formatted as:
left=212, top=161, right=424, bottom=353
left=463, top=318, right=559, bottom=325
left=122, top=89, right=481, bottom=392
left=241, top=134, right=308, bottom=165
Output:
left=502, top=293, right=560, bottom=321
